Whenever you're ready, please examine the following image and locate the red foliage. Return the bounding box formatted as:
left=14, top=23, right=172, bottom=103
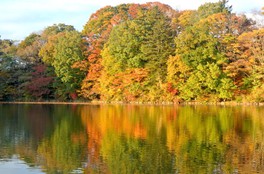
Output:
left=26, top=64, right=54, bottom=100
left=69, top=92, right=78, bottom=100
left=128, top=4, right=140, bottom=19
left=167, top=83, right=178, bottom=95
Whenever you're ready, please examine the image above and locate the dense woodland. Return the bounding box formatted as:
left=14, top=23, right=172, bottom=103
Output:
left=0, top=1, right=264, bottom=102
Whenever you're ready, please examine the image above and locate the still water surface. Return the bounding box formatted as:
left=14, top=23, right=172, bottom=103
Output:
left=0, top=104, right=264, bottom=174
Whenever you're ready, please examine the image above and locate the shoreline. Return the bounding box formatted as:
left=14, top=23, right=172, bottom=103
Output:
left=0, top=101, right=263, bottom=106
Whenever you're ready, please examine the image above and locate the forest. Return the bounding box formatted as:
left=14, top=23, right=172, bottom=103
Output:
left=0, top=1, right=264, bottom=103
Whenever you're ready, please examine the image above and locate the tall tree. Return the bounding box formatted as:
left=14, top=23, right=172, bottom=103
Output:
left=170, top=13, right=240, bottom=101
left=101, top=7, right=176, bottom=101
left=17, top=33, right=42, bottom=63
left=140, top=7, right=176, bottom=82
left=0, top=38, right=30, bottom=101
left=39, top=30, right=85, bottom=100
left=80, top=2, right=178, bottom=100
left=237, top=29, right=264, bottom=102
left=197, top=0, right=232, bottom=19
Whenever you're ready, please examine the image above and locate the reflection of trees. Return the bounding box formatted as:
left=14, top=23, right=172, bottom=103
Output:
left=38, top=107, right=87, bottom=174
left=101, top=131, right=174, bottom=174
left=0, top=105, right=27, bottom=158
left=222, top=108, right=264, bottom=173
left=80, top=105, right=264, bottom=174
left=0, top=104, right=87, bottom=173
left=80, top=105, right=178, bottom=173
left=168, top=106, right=264, bottom=173
left=1, top=104, right=264, bottom=173
left=0, top=104, right=53, bottom=163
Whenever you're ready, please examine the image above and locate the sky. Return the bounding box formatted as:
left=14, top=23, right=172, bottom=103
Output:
left=0, top=0, right=263, bottom=41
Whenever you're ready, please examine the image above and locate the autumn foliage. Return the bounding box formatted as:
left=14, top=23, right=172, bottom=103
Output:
left=0, top=1, right=263, bottom=102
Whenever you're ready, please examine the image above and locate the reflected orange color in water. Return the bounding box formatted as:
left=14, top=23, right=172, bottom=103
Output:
left=80, top=105, right=148, bottom=160
left=80, top=105, right=177, bottom=173
left=2, top=104, right=264, bottom=174
left=79, top=105, right=264, bottom=173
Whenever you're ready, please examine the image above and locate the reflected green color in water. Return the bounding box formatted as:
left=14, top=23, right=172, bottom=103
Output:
left=0, top=104, right=264, bottom=173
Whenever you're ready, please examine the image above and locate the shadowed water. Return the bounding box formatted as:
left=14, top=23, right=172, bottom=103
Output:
left=0, top=104, right=264, bottom=174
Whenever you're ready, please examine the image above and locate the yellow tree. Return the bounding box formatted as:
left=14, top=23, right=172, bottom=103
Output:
left=237, top=29, right=264, bottom=101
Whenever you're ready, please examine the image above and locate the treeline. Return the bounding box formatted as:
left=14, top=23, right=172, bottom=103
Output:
left=0, top=1, right=263, bottom=102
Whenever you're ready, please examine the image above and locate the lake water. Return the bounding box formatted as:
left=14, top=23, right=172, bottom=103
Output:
left=0, top=104, right=264, bottom=174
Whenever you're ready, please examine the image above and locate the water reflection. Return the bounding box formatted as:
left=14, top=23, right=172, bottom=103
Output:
left=0, top=104, right=264, bottom=173
left=0, top=155, right=45, bottom=174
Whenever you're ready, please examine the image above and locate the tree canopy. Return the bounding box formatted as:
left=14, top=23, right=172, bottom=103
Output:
left=0, top=2, right=263, bottom=102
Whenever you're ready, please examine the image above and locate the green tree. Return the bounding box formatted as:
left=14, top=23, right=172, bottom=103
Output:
left=41, top=23, right=75, bottom=39
left=39, top=30, right=85, bottom=100
left=197, top=0, right=232, bottom=19
left=171, top=13, right=237, bottom=101
left=17, top=33, right=42, bottom=63
left=101, top=7, right=175, bottom=101
left=0, top=55, right=31, bottom=101
left=140, top=7, right=176, bottom=82
left=12, top=24, right=77, bottom=101
left=0, top=38, right=32, bottom=101
left=81, top=2, right=178, bottom=100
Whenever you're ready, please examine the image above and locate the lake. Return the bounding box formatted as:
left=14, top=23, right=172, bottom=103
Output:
left=0, top=104, right=264, bottom=174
